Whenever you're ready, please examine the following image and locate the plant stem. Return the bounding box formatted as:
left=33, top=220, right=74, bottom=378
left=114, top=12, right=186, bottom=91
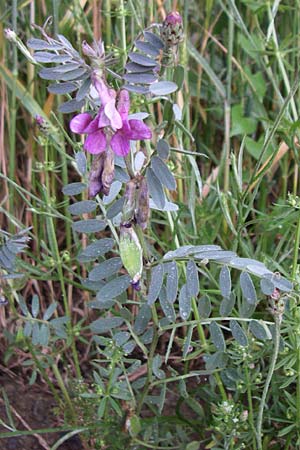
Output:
left=224, top=7, right=234, bottom=194
left=104, top=354, right=117, bottom=420
left=245, top=364, right=257, bottom=450
left=292, top=213, right=300, bottom=279
left=119, top=0, right=127, bottom=67
left=135, top=224, right=150, bottom=263
left=105, top=0, right=112, bottom=47
left=297, top=347, right=300, bottom=431
left=136, top=325, right=159, bottom=415
left=8, top=0, right=18, bottom=220
left=256, top=315, right=281, bottom=450
left=43, top=151, right=81, bottom=379
left=51, top=363, right=76, bottom=421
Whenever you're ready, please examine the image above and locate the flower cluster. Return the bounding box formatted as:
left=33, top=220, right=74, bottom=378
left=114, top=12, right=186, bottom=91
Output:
left=161, top=11, right=184, bottom=46
left=70, top=74, right=151, bottom=158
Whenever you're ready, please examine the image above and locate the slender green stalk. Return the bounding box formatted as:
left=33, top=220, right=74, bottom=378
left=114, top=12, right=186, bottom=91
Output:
left=0, top=426, right=88, bottom=439
left=119, top=0, right=127, bottom=67
left=135, top=224, right=150, bottom=262
left=284, top=435, right=292, bottom=450
left=256, top=315, right=281, bottom=450
left=266, top=3, right=298, bottom=121
left=50, top=1, right=72, bottom=253
left=245, top=364, right=257, bottom=450
left=266, top=3, right=299, bottom=194
left=8, top=0, right=18, bottom=218
left=297, top=347, right=300, bottom=431
left=51, top=363, right=76, bottom=421
left=50, top=429, right=85, bottom=450
left=292, top=213, right=300, bottom=280
left=105, top=0, right=112, bottom=47
left=43, top=145, right=81, bottom=380
left=136, top=325, right=159, bottom=415
left=223, top=6, right=234, bottom=194
left=52, top=0, right=59, bottom=35
left=46, top=211, right=81, bottom=379
left=104, top=353, right=117, bottom=420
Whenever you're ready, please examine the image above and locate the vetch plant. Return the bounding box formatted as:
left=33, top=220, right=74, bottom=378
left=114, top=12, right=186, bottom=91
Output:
left=2, top=4, right=297, bottom=450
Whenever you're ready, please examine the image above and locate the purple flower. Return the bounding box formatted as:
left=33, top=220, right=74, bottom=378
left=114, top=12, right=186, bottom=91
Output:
left=70, top=89, right=152, bottom=157
left=110, top=90, right=152, bottom=156
left=92, top=73, right=123, bottom=130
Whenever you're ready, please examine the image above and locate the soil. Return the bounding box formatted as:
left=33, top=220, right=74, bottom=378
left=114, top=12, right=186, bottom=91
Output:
left=0, top=373, right=84, bottom=450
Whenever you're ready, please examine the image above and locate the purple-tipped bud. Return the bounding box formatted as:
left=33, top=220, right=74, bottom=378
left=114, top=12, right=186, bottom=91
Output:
left=165, top=11, right=183, bottom=25
left=270, top=288, right=280, bottom=300
left=93, top=39, right=105, bottom=58
left=4, top=28, right=17, bottom=42
left=35, top=114, right=50, bottom=133
left=36, top=115, right=45, bottom=126
left=161, top=11, right=184, bottom=46
left=82, top=40, right=97, bottom=57
left=135, top=176, right=149, bottom=230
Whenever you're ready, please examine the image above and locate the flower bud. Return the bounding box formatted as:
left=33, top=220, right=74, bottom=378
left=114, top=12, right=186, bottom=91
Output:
left=135, top=176, right=149, bottom=230
left=82, top=40, right=105, bottom=59
left=82, top=40, right=97, bottom=57
left=88, top=152, right=105, bottom=197
left=161, top=11, right=184, bottom=46
left=119, top=224, right=143, bottom=285
left=101, top=148, right=115, bottom=196
left=122, top=179, right=138, bottom=224
left=4, top=28, right=17, bottom=42
left=270, top=288, right=280, bottom=300
left=35, top=114, right=50, bottom=134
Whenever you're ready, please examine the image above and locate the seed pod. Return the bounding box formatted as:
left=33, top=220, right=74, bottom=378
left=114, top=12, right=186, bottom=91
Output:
left=161, top=11, right=184, bottom=46
left=135, top=176, right=149, bottom=230
left=119, top=224, right=143, bottom=284
left=122, top=179, right=138, bottom=224
left=88, top=153, right=106, bottom=197
left=101, top=148, right=115, bottom=196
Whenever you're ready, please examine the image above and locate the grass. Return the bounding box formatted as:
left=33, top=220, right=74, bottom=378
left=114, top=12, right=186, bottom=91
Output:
left=0, top=0, right=300, bottom=449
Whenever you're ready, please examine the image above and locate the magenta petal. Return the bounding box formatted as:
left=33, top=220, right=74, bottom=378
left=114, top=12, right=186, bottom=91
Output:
left=98, top=107, right=111, bottom=128
left=117, top=90, right=130, bottom=120
left=93, top=77, right=115, bottom=106
left=84, top=130, right=107, bottom=154
left=104, top=100, right=123, bottom=130
left=128, top=120, right=152, bottom=140
left=110, top=131, right=130, bottom=156
left=120, top=119, right=131, bottom=136
left=70, top=113, right=92, bottom=134
left=84, top=113, right=101, bottom=133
